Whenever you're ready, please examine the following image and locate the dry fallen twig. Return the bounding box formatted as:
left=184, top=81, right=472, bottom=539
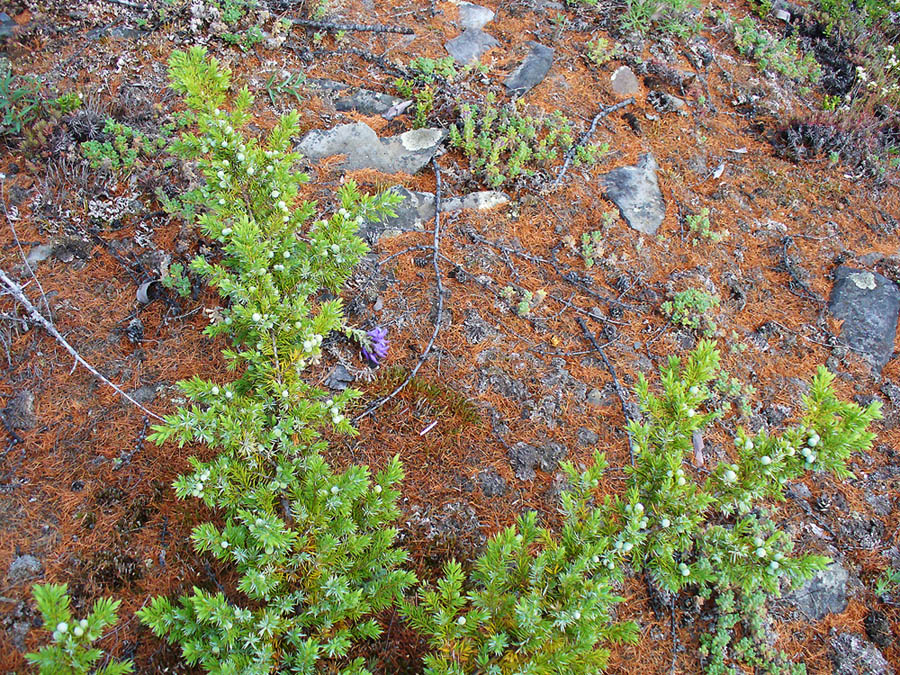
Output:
left=357, top=157, right=445, bottom=421
left=292, top=18, right=414, bottom=34
left=576, top=316, right=635, bottom=464
left=0, top=267, right=163, bottom=421
left=552, top=97, right=635, bottom=188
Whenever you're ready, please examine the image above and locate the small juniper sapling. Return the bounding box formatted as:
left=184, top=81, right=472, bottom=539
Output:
left=619, top=340, right=881, bottom=673
left=138, top=47, right=411, bottom=674
left=26, top=583, right=134, bottom=675
left=402, top=452, right=639, bottom=674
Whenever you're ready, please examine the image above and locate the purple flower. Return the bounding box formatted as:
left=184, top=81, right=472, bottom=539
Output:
left=361, top=326, right=389, bottom=365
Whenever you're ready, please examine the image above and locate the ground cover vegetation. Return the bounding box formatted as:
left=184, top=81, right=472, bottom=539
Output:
left=18, top=53, right=886, bottom=673
left=1, top=0, right=900, bottom=672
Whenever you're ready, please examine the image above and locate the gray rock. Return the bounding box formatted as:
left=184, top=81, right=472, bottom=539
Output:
left=297, top=122, right=445, bottom=174
left=3, top=390, right=36, bottom=430
left=87, top=25, right=145, bottom=39
left=587, top=388, right=605, bottom=407
left=446, top=29, right=499, bottom=64
left=325, top=364, right=353, bottom=391
left=505, top=42, right=554, bottom=96
left=361, top=187, right=435, bottom=243
left=830, top=631, right=894, bottom=675
left=307, top=79, right=405, bottom=117
left=0, top=13, right=14, bottom=41
left=25, top=244, right=54, bottom=267
left=335, top=89, right=405, bottom=116
left=7, top=554, right=42, bottom=584
left=458, top=2, right=495, bottom=30
left=443, top=191, right=509, bottom=211
left=789, top=563, right=850, bottom=620
left=828, top=267, right=900, bottom=372
left=576, top=427, right=599, bottom=447
left=611, top=66, right=640, bottom=96
left=361, top=187, right=508, bottom=243
left=648, top=89, right=687, bottom=113
left=478, top=468, right=507, bottom=497
left=599, top=153, right=666, bottom=235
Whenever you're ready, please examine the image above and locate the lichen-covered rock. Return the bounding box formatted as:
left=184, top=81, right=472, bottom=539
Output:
left=505, top=42, right=554, bottom=95
left=829, top=266, right=900, bottom=372
left=297, top=122, right=445, bottom=174
left=789, top=562, right=850, bottom=621
left=599, top=153, right=666, bottom=235
left=445, top=29, right=499, bottom=64
left=830, top=631, right=894, bottom=675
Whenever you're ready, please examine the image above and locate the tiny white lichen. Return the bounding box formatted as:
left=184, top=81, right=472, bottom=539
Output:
left=849, top=271, right=877, bottom=290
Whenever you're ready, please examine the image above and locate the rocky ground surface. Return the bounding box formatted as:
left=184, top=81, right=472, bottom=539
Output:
left=1, top=0, right=899, bottom=672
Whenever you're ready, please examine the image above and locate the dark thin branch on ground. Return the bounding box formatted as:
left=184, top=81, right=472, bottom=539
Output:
left=781, top=236, right=825, bottom=305
left=0, top=268, right=163, bottom=421
left=292, top=18, right=414, bottom=34
left=308, top=48, right=411, bottom=78
left=670, top=601, right=679, bottom=674
left=114, top=416, right=150, bottom=470
left=204, top=560, right=225, bottom=594
left=102, top=0, right=147, bottom=9
left=0, top=410, right=23, bottom=446
left=356, top=158, right=445, bottom=422
left=551, top=97, right=635, bottom=188
left=2, top=178, right=52, bottom=318
left=576, top=316, right=635, bottom=464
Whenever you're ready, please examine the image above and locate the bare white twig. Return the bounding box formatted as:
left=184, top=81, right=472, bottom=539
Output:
left=1, top=178, right=51, bottom=318
left=0, top=267, right=163, bottom=421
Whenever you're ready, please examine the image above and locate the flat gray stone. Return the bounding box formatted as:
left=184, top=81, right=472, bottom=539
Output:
left=443, top=190, right=509, bottom=211
left=505, top=42, right=554, bottom=95
left=25, top=244, right=54, bottom=266
left=335, top=89, right=404, bottom=116
left=831, top=631, right=895, bottom=675
left=457, top=2, right=495, bottom=30
left=599, top=153, right=666, bottom=235
left=361, top=187, right=508, bottom=243
left=325, top=364, right=354, bottom=391
left=446, top=28, right=499, bottom=64
left=7, top=554, right=42, bottom=584
left=611, top=66, right=640, bottom=96
left=789, top=563, right=850, bottom=621
left=361, top=187, right=435, bottom=243
left=308, top=80, right=405, bottom=116
left=829, top=267, right=900, bottom=372
left=297, top=122, right=445, bottom=174
left=648, top=89, right=687, bottom=113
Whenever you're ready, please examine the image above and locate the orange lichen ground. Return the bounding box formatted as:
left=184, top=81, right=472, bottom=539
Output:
left=1, top=0, right=900, bottom=672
